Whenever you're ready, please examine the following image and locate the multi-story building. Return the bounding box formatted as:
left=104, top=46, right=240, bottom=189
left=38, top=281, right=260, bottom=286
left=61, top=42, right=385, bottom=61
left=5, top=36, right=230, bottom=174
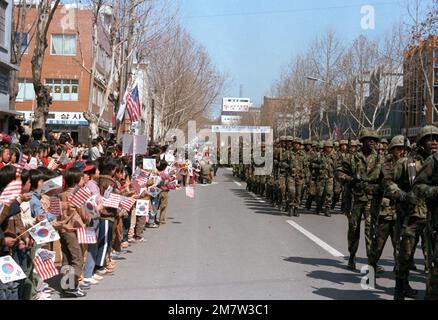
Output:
left=14, top=4, right=115, bottom=143
left=0, top=0, right=19, bottom=131
left=403, top=35, right=438, bottom=138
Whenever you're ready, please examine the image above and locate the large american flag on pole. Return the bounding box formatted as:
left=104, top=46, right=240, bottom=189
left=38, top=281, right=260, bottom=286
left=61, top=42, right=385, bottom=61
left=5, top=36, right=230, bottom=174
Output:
left=125, top=84, right=141, bottom=123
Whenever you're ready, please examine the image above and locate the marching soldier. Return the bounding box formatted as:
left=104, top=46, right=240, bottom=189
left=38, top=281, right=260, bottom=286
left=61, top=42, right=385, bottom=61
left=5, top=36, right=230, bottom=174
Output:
left=315, top=140, right=335, bottom=217
left=369, top=136, right=411, bottom=277
left=392, top=125, right=438, bottom=300
left=276, top=136, right=289, bottom=209
left=301, top=139, right=313, bottom=205
left=381, top=134, right=419, bottom=300
left=306, top=141, right=322, bottom=211
left=286, top=138, right=305, bottom=217
left=337, top=129, right=383, bottom=270
left=413, top=129, right=438, bottom=300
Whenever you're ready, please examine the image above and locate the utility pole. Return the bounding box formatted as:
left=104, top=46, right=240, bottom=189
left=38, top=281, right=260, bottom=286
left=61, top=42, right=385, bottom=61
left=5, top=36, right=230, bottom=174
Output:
left=151, top=94, right=155, bottom=144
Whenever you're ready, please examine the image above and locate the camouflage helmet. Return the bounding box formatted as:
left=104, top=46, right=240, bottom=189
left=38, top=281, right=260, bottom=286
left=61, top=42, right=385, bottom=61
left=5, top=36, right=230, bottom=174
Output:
left=339, top=140, right=348, bottom=145
left=324, top=140, right=334, bottom=148
left=350, top=140, right=358, bottom=147
left=416, top=125, right=438, bottom=144
left=303, top=139, right=312, bottom=145
left=286, top=136, right=294, bottom=142
left=319, top=141, right=325, bottom=149
left=280, top=136, right=287, bottom=142
left=380, top=138, right=389, bottom=145
left=358, top=128, right=379, bottom=142
left=334, top=141, right=339, bottom=147
left=389, top=135, right=411, bottom=151
left=312, top=141, right=317, bottom=148
left=293, top=137, right=303, bottom=145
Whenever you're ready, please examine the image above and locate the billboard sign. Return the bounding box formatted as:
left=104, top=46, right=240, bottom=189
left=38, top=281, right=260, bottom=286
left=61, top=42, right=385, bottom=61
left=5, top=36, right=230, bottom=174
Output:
left=222, top=97, right=252, bottom=112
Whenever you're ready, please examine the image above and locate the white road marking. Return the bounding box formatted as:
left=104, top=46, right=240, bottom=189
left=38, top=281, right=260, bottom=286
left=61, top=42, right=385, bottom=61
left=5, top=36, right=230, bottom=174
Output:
left=286, top=220, right=345, bottom=258
left=234, top=181, right=242, bottom=187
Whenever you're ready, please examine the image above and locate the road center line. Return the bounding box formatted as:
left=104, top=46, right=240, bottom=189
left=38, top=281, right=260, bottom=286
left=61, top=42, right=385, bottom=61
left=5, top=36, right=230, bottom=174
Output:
left=286, top=220, right=345, bottom=258
left=234, top=181, right=242, bottom=187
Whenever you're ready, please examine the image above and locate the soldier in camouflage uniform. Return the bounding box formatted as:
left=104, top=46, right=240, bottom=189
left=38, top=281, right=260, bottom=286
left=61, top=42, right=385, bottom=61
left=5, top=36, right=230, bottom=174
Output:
left=276, top=136, right=289, bottom=209
left=381, top=138, right=389, bottom=155
left=379, top=135, right=419, bottom=299
left=306, top=141, right=322, bottom=211
left=368, top=136, right=411, bottom=277
left=412, top=128, right=438, bottom=300
left=315, top=140, right=335, bottom=217
left=390, top=125, right=438, bottom=300
left=301, top=139, right=313, bottom=205
left=286, top=138, right=305, bottom=217
left=334, top=140, right=348, bottom=211
left=337, top=129, right=383, bottom=270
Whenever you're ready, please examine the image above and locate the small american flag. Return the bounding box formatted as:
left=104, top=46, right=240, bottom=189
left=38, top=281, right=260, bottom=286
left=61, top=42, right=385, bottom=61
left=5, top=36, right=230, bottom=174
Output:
left=102, top=193, right=121, bottom=208
left=47, top=159, right=59, bottom=170
left=125, top=84, right=141, bottom=122
left=33, top=249, right=59, bottom=281
left=76, top=227, right=97, bottom=244
left=69, top=187, right=92, bottom=208
left=15, top=154, right=29, bottom=177
left=0, top=180, right=22, bottom=206
left=134, top=176, right=148, bottom=188
left=48, top=196, right=62, bottom=216
left=120, top=197, right=136, bottom=211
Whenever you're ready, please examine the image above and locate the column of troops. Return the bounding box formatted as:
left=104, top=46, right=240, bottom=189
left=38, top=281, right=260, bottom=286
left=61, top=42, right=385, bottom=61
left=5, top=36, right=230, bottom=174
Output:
left=232, top=125, right=438, bottom=300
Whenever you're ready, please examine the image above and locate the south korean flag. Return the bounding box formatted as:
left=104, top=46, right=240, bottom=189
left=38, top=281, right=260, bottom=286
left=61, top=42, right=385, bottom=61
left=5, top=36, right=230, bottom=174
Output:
left=0, top=256, right=26, bottom=284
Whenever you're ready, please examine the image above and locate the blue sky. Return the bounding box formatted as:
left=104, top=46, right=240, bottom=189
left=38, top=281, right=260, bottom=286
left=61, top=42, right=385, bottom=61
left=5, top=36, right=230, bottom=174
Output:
left=179, top=0, right=421, bottom=110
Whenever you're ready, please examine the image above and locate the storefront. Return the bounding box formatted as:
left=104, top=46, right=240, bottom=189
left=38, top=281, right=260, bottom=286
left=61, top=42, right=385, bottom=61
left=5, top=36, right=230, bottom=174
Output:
left=18, top=111, right=89, bottom=144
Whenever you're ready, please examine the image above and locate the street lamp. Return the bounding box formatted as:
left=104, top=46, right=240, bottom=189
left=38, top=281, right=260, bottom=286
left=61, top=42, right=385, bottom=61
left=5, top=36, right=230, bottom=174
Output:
left=306, top=76, right=327, bottom=83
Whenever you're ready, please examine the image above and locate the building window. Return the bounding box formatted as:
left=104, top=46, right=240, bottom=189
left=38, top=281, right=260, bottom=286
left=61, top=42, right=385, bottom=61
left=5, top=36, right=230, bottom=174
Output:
left=16, top=78, right=34, bottom=100
left=0, top=66, right=8, bottom=94
left=51, top=34, right=77, bottom=55
left=46, top=79, right=79, bottom=101
left=0, top=1, right=7, bottom=48
left=434, top=66, right=438, bottom=86
left=16, top=32, right=28, bottom=54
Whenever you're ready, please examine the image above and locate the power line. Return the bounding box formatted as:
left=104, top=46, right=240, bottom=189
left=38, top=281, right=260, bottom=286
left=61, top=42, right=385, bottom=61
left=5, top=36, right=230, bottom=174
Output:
left=182, top=1, right=400, bottom=20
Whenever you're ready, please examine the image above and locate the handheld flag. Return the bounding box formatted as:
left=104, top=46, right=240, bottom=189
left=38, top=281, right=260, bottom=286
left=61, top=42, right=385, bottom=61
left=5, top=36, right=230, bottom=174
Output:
left=120, top=197, right=136, bottom=211
left=69, top=187, right=92, bottom=208
left=0, top=180, right=22, bottom=206
left=28, top=220, right=60, bottom=245
left=135, top=199, right=150, bottom=216
left=33, top=249, right=58, bottom=281
left=48, top=196, right=62, bottom=216
left=102, top=193, right=121, bottom=208
left=0, top=256, right=26, bottom=284
left=76, top=227, right=97, bottom=244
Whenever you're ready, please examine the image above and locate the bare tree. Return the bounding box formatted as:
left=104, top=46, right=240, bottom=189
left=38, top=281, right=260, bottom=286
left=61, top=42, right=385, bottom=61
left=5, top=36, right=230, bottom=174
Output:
left=31, top=0, right=61, bottom=130
left=148, top=26, right=225, bottom=142
left=10, top=0, right=36, bottom=111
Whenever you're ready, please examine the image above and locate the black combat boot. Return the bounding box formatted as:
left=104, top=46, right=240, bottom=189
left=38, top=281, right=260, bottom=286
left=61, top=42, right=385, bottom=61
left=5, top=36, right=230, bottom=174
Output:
left=324, top=207, right=331, bottom=217
left=293, top=207, right=300, bottom=217
left=394, top=278, right=405, bottom=300
left=404, top=279, right=418, bottom=298
left=347, top=255, right=356, bottom=270
left=305, top=196, right=312, bottom=210
left=287, top=207, right=293, bottom=217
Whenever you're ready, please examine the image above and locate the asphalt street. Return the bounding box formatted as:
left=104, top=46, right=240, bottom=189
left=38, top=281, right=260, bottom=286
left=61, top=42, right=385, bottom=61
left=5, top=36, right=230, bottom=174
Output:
left=55, top=168, right=426, bottom=300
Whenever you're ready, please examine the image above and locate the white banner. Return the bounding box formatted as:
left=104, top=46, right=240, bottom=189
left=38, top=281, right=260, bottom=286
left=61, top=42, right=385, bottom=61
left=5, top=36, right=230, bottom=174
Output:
left=211, top=125, right=271, bottom=133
